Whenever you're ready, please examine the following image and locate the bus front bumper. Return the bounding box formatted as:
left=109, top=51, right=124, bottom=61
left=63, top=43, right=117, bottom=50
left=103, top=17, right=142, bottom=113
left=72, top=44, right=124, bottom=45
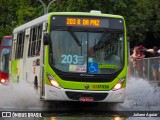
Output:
left=45, top=84, right=125, bottom=102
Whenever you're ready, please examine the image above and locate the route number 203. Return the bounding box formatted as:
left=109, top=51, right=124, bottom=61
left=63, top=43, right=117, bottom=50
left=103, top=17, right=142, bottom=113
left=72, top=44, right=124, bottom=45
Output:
left=61, top=55, right=78, bottom=64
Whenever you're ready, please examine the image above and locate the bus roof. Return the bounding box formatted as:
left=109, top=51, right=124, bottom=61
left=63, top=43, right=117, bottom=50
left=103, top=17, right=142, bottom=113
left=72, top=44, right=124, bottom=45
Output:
left=13, top=13, right=51, bottom=34
left=51, top=12, right=124, bottom=18
left=13, top=12, right=124, bottom=33
left=2, top=36, right=12, bottom=38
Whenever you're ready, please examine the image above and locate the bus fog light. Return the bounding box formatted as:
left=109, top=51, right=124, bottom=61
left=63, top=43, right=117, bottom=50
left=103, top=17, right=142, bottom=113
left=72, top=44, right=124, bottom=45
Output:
left=47, top=74, right=61, bottom=89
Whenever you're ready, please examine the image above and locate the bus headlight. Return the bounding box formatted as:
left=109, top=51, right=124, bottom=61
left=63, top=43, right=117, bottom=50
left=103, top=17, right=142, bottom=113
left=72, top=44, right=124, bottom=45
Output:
left=0, top=79, right=5, bottom=83
left=112, top=77, right=126, bottom=91
left=47, top=74, right=61, bottom=89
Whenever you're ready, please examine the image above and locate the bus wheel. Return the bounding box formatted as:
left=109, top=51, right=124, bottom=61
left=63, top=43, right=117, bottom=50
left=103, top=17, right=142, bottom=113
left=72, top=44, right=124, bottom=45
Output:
left=17, top=76, right=19, bottom=83
left=34, top=76, right=38, bottom=90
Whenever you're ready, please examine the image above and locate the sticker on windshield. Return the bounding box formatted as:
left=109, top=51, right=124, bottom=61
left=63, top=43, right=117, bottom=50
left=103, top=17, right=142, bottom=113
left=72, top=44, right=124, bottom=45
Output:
left=61, top=54, right=84, bottom=65
left=69, top=65, right=86, bottom=72
left=77, top=56, right=84, bottom=64
left=99, top=64, right=119, bottom=69
left=88, top=62, right=98, bottom=73
left=88, top=58, right=93, bottom=62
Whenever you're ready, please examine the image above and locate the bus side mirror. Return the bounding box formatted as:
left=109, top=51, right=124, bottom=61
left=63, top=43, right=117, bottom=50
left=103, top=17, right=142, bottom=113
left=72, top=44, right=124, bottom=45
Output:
left=43, top=33, right=51, bottom=45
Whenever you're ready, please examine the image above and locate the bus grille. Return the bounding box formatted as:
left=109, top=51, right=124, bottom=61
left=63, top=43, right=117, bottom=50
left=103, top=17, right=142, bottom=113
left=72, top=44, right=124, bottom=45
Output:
left=65, top=91, right=108, bottom=101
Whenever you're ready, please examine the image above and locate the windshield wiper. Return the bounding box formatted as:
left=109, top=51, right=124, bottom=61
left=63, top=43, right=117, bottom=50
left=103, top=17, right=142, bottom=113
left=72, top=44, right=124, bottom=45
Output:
left=94, top=30, right=109, bottom=50
left=68, top=29, right=82, bottom=46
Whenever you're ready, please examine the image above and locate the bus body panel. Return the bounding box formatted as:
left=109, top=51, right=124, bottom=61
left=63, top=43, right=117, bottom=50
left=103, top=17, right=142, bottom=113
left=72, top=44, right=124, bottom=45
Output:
left=25, top=56, right=41, bottom=86
left=0, top=70, right=9, bottom=83
left=10, top=59, right=20, bottom=83
left=44, top=62, right=127, bottom=91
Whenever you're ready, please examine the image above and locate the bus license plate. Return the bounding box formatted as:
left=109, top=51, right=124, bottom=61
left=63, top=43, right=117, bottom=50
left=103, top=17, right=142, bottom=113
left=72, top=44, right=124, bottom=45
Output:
left=79, top=97, right=94, bottom=102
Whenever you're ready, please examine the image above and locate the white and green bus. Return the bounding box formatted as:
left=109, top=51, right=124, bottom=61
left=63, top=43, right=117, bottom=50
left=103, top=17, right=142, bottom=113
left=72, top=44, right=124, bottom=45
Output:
left=10, top=11, right=128, bottom=102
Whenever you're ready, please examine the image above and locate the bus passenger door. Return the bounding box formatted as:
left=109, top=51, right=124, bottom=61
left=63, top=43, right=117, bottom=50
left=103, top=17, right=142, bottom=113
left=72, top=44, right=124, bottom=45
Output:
left=40, top=23, right=46, bottom=99
left=40, top=44, right=45, bottom=99
left=23, top=28, right=30, bottom=81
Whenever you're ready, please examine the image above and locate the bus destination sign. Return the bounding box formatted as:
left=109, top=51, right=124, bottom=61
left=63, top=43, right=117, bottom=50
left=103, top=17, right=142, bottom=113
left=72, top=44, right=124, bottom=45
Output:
left=51, top=16, right=124, bottom=29
left=66, top=18, right=100, bottom=27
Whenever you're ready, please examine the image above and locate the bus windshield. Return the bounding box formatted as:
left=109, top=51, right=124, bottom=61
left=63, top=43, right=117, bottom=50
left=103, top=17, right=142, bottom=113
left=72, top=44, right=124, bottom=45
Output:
left=0, top=48, right=10, bottom=73
left=50, top=29, right=124, bottom=74
left=1, top=38, right=12, bottom=46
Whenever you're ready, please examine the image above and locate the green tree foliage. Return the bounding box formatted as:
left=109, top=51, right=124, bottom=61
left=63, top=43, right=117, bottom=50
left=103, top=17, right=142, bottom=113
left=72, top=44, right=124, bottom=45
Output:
left=0, top=0, right=16, bottom=38
left=0, top=0, right=160, bottom=48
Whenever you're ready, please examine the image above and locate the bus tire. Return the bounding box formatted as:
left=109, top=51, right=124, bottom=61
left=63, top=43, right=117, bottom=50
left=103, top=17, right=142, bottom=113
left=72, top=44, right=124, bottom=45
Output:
left=17, top=76, right=19, bottom=83
left=34, top=76, right=38, bottom=90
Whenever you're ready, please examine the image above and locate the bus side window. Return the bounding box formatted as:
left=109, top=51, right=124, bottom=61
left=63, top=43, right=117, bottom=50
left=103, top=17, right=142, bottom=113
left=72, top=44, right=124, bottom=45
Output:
left=15, top=31, right=25, bottom=59
left=28, top=28, right=32, bottom=57
left=12, top=42, right=16, bottom=60
left=28, top=24, right=42, bottom=57
left=36, top=24, right=43, bottom=56
left=11, top=34, right=16, bottom=60
left=31, top=27, right=37, bottom=56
